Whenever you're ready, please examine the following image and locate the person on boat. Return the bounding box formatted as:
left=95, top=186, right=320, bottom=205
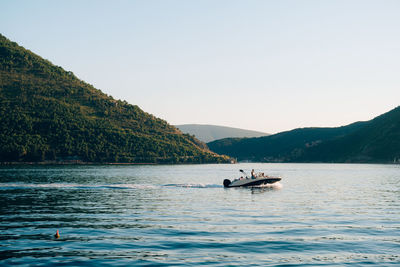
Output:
left=251, top=169, right=256, bottom=179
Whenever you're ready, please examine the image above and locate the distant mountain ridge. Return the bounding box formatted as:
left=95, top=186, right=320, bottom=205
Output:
left=208, top=107, right=400, bottom=163
left=0, top=34, right=229, bottom=163
left=176, top=124, right=268, bottom=143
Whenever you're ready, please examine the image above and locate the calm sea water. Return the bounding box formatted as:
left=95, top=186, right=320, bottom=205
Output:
left=0, top=163, right=399, bottom=266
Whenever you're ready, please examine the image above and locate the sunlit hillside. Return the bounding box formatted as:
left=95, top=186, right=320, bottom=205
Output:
left=0, top=34, right=230, bottom=163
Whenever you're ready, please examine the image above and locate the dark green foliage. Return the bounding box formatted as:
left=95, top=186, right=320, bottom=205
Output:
left=208, top=108, right=400, bottom=163
left=304, top=107, right=400, bottom=163
left=0, top=34, right=229, bottom=163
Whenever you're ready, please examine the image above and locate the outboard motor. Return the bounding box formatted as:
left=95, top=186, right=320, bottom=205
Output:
left=223, top=179, right=231, bottom=187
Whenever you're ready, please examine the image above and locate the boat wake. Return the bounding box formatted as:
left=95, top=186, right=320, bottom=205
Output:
left=0, top=182, right=279, bottom=190
left=250, top=182, right=283, bottom=189
left=163, top=183, right=222, bottom=188
left=0, top=182, right=223, bottom=190
left=0, top=183, right=158, bottom=190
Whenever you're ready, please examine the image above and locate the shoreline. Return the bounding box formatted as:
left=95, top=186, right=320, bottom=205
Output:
left=0, top=161, right=233, bottom=166
left=0, top=161, right=397, bottom=166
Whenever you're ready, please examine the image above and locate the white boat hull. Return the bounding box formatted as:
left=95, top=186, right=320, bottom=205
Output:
left=223, top=176, right=281, bottom=188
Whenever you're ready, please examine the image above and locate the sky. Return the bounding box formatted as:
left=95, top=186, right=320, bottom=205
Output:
left=1, top=0, right=399, bottom=133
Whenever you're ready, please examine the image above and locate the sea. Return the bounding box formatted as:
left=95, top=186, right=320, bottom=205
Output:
left=0, top=163, right=399, bottom=266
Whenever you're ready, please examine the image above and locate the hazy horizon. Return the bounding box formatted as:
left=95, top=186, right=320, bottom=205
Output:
left=1, top=0, right=399, bottom=133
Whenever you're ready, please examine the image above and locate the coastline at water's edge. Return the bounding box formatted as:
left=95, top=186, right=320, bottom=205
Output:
left=0, top=160, right=237, bottom=166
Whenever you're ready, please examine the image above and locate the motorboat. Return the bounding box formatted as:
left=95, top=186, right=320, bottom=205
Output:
left=223, top=169, right=281, bottom=188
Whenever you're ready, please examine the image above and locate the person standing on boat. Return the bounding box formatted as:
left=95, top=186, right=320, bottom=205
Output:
left=251, top=169, right=256, bottom=179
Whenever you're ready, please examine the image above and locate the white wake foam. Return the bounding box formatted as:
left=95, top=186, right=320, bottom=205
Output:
left=0, top=183, right=158, bottom=190
left=163, top=183, right=222, bottom=188
left=251, top=182, right=283, bottom=189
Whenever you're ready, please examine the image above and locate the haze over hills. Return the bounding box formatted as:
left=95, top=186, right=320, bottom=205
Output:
left=0, top=34, right=229, bottom=163
left=175, top=124, right=268, bottom=143
left=208, top=106, right=400, bottom=163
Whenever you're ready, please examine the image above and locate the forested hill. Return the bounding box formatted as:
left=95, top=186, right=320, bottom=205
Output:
left=208, top=106, right=400, bottom=163
left=303, top=106, right=400, bottom=163
left=0, top=34, right=229, bottom=163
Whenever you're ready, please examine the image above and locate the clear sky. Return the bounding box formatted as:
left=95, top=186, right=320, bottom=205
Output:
left=1, top=0, right=399, bottom=133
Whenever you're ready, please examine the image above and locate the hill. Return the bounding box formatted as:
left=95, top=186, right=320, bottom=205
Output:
left=208, top=107, right=400, bottom=163
left=208, top=121, right=367, bottom=162
left=175, top=124, right=268, bottom=143
left=303, top=107, right=400, bottom=163
left=0, top=34, right=230, bottom=164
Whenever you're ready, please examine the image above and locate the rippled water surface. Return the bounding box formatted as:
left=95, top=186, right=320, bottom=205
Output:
left=1, top=163, right=399, bottom=266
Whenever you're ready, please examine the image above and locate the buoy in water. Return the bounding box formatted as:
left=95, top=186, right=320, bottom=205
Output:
left=54, top=230, right=60, bottom=239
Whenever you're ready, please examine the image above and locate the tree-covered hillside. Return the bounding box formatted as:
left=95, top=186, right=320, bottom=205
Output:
left=304, top=106, right=400, bottom=163
left=208, top=107, right=400, bottom=163
left=208, top=122, right=366, bottom=162
left=0, top=34, right=229, bottom=163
